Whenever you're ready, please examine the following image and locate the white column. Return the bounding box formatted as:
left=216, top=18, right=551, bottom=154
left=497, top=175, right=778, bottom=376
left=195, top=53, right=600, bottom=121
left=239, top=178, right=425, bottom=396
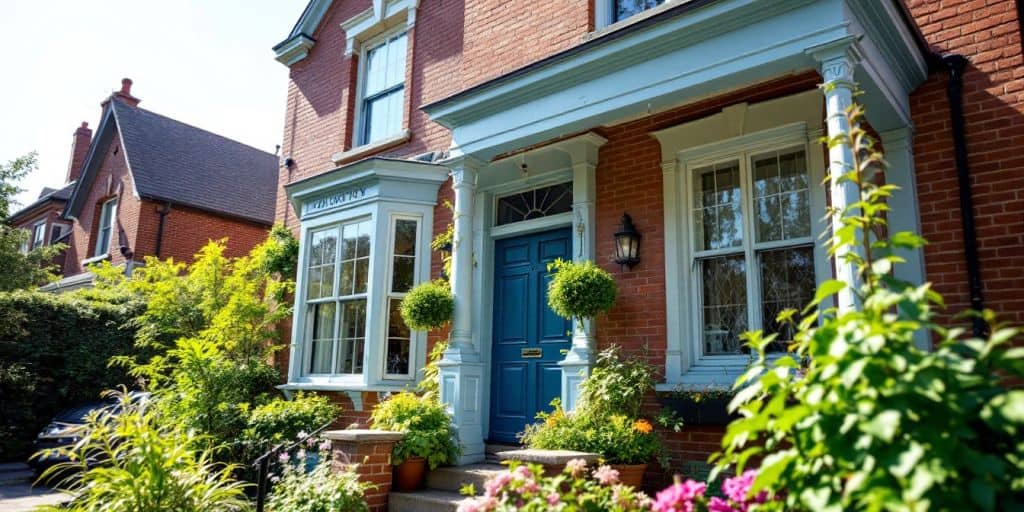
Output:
left=809, top=38, right=862, bottom=312
left=438, top=156, right=485, bottom=464
left=881, top=127, right=930, bottom=350
left=558, top=134, right=605, bottom=412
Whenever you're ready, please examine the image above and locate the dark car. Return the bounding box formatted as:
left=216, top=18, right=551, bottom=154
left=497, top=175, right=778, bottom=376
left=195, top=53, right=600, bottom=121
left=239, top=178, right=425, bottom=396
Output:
left=28, top=392, right=150, bottom=477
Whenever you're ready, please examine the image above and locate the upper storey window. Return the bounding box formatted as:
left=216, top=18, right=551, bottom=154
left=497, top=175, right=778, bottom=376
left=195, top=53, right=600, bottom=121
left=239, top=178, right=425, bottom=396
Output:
left=359, top=30, right=408, bottom=146
left=95, top=198, right=117, bottom=257
left=613, top=0, right=667, bottom=23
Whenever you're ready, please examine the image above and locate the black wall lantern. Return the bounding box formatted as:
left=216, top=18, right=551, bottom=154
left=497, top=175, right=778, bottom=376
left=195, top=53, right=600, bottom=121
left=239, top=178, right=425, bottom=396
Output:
left=613, top=213, right=641, bottom=270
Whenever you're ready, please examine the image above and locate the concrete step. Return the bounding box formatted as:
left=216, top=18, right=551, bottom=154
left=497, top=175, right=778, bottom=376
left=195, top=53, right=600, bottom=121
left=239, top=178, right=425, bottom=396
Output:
left=425, top=463, right=506, bottom=493
left=0, top=468, right=34, bottom=485
left=484, top=443, right=519, bottom=464
left=388, top=489, right=469, bottom=512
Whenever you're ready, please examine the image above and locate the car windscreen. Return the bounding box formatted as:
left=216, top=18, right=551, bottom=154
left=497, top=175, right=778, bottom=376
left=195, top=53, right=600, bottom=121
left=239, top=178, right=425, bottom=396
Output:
left=53, top=401, right=117, bottom=423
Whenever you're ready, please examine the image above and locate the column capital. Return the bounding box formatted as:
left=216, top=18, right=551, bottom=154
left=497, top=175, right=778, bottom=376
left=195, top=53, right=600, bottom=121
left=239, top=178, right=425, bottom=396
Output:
left=445, top=154, right=487, bottom=183
left=806, top=36, right=860, bottom=86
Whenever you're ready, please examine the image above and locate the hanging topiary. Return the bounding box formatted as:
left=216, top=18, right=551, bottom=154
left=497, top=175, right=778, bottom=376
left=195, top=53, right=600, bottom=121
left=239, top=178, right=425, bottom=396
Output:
left=399, top=279, right=455, bottom=331
left=547, top=259, right=617, bottom=328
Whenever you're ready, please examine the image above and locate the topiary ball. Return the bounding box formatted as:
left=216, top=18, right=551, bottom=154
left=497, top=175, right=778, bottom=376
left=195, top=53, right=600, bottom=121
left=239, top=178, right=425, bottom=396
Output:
left=399, top=280, right=454, bottom=331
left=547, top=259, right=617, bottom=321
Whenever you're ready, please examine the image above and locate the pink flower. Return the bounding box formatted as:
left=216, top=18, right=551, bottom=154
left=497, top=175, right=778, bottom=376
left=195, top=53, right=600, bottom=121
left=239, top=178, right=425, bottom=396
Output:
left=457, top=500, right=481, bottom=512
left=296, top=449, right=307, bottom=460
left=708, top=496, right=737, bottom=512
left=720, top=470, right=767, bottom=509
left=565, top=458, right=587, bottom=478
left=277, top=452, right=290, bottom=463
left=547, top=492, right=561, bottom=506
left=652, top=480, right=706, bottom=512
left=484, top=472, right=512, bottom=497
left=318, top=440, right=332, bottom=452
left=513, top=465, right=533, bottom=480
left=593, top=465, right=620, bottom=486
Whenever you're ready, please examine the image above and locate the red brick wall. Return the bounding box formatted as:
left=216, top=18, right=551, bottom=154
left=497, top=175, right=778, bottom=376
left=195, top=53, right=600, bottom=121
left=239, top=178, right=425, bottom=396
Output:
left=11, top=202, right=72, bottom=274
left=66, top=130, right=140, bottom=275
left=905, top=0, right=1024, bottom=324
left=133, top=200, right=270, bottom=263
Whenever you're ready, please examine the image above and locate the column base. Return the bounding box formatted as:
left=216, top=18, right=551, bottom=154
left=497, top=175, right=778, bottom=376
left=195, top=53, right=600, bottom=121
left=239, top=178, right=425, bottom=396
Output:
left=438, top=360, right=485, bottom=465
left=558, top=358, right=593, bottom=412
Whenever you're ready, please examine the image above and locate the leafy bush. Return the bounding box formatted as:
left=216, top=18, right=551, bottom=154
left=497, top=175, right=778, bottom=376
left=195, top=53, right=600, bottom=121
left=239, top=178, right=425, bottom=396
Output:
left=417, top=338, right=447, bottom=398
left=244, top=392, right=339, bottom=451
left=36, top=390, right=251, bottom=512
left=714, top=104, right=1024, bottom=510
left=0, top=290, right=142, bottom=461
left=520, top=405, right=662, bottom=465
left=546, top=259, right=617, bottom=326
left=400, top=280, right=454, bottom=331
left=458, top=460, right=652, bottom=511
left=370, top=392, right=459, bottom=469
left=267, top=441, right=369, bottom=512
left=578, top=345, right=657, bottom=419
left=0, top=151, right=67, bottom=292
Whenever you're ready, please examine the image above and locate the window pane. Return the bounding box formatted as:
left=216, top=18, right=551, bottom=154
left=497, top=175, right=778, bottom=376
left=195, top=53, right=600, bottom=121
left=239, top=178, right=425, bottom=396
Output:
left=614, top=0, right=666, bottom=22
left=693, top=162, right=742, bottom=250
left=364, top=41, right=388, bottom=96
left=308, top=303, right=336, bottom=374
left=700, top=255, right=748, bottom=355
left=386, top=298, right=411, bottom=375
left=394, top=219, right=417, bottom=256
left=385, top=32, right=407, bottom=89
left=339, top=220, right=371, bottom=296
left=759, top=247, right=815, bottom=352
left=307, top=229, right=337, bottom=299
left=753, top=149, right=810, bottom=242
left=32, top=224, right=45, bottom=249
left=496, top=182, right=573, bottom=226
left=392, top=256, right=414, bottom=293
left=337, top=300, right=366, bottom=374
left=364, top=89, right=403, bottom=144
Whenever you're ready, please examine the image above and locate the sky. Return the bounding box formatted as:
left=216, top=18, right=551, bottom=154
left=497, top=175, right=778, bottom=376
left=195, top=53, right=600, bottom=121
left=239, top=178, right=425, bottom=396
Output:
left=1, top=0, right=308, bottom=210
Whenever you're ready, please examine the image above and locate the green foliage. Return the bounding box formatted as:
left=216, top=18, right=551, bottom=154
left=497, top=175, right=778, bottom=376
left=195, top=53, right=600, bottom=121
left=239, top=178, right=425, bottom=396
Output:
left=370, top=392, right=459, bottom=469
left=578, top=345, right=657, bottom=419
left=713, top=103, right=1024, bottom=511
left=36, top=390, right=251, bottom=512
left=417, top=338, right=448, bottom=398
left=546, top=259, right=617, bottom=327
left=243, top=392, right=339, bottom=452
left=267, top=448, right=369, bottom=512
left=431, top=200, right=454, bottom=280
left=0, top=152, right=66, bottom=291
left=0, top=290, right=143, bottom=461
left=520, top=404, right=662, bottom=465
left=399, top=279, right=454, bottom=331
left=260, top=224, right=300, bottom=278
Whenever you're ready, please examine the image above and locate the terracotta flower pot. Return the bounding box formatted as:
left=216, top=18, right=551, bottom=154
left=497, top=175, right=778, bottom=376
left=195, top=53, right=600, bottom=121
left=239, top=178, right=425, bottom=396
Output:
left=393, top=456, right=427, bottom=491
left=611, top=463, right=647, bottom=489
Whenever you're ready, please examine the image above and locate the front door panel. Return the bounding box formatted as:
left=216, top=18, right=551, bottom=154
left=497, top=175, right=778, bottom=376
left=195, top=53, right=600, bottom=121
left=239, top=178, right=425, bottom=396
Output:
left=489, top=227, right=572, bottom=443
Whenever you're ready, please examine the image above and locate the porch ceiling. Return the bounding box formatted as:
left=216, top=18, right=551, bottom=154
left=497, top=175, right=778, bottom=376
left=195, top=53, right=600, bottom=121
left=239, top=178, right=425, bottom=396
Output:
left=422, top=0, right=928, bottom=162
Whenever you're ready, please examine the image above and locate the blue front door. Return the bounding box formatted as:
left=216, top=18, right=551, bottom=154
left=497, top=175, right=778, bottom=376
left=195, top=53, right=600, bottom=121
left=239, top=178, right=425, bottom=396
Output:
left=489, top=227, right=573, bottom=443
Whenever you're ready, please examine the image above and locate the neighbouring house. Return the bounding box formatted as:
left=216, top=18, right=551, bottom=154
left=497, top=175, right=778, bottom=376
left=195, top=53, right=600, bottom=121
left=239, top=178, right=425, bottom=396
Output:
left=271, top=0, right=1022, bottom=486
left=19, top=79, right=280, bottom=291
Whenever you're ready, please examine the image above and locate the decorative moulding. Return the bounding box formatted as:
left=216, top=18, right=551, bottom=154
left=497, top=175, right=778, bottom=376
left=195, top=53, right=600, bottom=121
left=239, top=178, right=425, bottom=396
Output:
left=330, top=129, right=411, bottom=165
left=339, top=0, right=419, bottom=56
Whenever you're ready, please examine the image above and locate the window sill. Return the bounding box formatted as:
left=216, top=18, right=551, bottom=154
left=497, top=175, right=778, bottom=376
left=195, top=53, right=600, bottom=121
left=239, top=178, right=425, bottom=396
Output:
left=331, top=130, right=411, bottom=166
left=278, top=382, right=412, bottom=393
left=588, top=0, right=686, bottom=42
left=81, top=253, right=110, bottom=266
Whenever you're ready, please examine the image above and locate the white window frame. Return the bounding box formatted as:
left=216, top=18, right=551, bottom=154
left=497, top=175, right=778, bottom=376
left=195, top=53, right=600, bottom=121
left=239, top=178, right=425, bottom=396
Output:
left=381, top=214, right=424, bottom=380
left=661, top=121, right=830, bottom=388
left=50, top=222, right=71, bottom=244
left=95, top=198, right=117, bottom=257
left=353, top=25, right=409, bottom=147
left=595, top=0, right=667, bottom=29
left=30, top=220, right=46, bottom=250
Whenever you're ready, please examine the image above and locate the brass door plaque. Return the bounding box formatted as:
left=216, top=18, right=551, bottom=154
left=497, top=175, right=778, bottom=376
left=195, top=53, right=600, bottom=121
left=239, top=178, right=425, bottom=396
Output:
left=521, top=348, right=543, bottom=358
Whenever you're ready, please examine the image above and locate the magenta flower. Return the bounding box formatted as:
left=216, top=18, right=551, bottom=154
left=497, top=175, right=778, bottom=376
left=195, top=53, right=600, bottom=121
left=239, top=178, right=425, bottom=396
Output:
left=652, top=479, right=706, bottom=512
left=547, top=492, right=561, bottom=505
left=708, top=496, right=738, bottom=512
left=721, top=470, right=767, bottom=510
left=593, top=465, right=620, bottom=486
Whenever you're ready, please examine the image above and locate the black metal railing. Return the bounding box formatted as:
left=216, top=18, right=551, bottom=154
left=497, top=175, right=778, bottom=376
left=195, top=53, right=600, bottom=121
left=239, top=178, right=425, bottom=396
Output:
left=251, top=421, right=334, bottom=512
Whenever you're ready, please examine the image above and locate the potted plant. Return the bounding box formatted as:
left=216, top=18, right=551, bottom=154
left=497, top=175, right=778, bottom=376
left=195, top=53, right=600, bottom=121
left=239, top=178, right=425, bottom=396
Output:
left=547, top=259, right=617, bottom=332
left=658, top=386, right=737, bottom=426
left=369, top=392, right=459, bottom=491
left=399, top=279, right=454, bottom=331
left=593, top=415, right=662, bottom=488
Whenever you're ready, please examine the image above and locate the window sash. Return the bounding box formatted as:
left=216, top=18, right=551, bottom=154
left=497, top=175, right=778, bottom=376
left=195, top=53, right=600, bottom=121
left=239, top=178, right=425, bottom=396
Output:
left=359, top=30, right=408, bottom=145
left=383, top=216, right=420, bottom=379
left=31, top=222, right=46, bottom=249
left=95, top=199, right=117, bottom=256
left=687, top=145, right=814, bottom=360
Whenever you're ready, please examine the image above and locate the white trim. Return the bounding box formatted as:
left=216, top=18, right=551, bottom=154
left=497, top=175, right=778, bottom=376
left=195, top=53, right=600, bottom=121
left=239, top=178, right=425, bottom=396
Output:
left=94, top=197, right=117, bottom=257
left=380, top=213, right=424, bottom=380
left=331, top=130, right=411, bottom=165
left=30, top=219, right=47, bottom=250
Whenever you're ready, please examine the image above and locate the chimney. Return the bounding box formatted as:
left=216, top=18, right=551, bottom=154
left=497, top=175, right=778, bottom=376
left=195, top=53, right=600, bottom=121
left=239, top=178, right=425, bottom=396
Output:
left=101, top=78, right=141, bottom=108
left=66, top=121, right=92, bottom=183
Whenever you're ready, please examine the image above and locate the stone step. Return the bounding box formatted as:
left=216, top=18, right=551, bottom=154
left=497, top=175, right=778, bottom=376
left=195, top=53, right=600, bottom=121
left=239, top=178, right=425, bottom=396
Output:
left=0, top=468, right=34, bottom=485
left=388, top=489, right=469, bottom=512
left=484, top=443, right=519, bottom=464
left=425, top=463, right=506, bottom=493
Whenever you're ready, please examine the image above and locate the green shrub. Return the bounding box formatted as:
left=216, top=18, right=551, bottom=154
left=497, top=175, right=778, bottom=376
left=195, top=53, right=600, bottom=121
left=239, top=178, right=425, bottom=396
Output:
left=370, top=392, right=459, bottom=469
left=0, top=290, right=143, bottom=461
left=520, top=405, right=662, bottom=465
left=546, top=259, right=617, bottom=326
left=244, top=392, right=339, bottom=451
left=399, top=280, right=454, bottom=331
left=267, top=443, right=369, bottom=512
left=36, top=390, right=251, bottom=512
left=577, top=345, right=657, bottom=419
left=714, top=104, right=1024, bottom=511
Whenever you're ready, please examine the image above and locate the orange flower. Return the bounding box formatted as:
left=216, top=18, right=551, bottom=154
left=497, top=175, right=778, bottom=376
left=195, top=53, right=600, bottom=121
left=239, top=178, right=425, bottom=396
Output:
left=632, top=419, right=653, bottom=434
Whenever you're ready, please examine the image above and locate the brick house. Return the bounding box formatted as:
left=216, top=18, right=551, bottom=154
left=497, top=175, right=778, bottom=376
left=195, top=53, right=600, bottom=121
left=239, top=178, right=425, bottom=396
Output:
left=23, top=79, right=280, bottom=291
left=271, top=0, right=1023, bottom=488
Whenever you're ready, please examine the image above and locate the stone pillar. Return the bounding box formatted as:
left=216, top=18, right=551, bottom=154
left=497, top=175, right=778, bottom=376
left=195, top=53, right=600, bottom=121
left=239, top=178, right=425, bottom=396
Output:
left=559, top=134, right=605, bottom=411
left=324, top=429, right=405, bottom=512
left=881, top=127, right=930, bottom=350
left=439, top=156, right=485, bottom=465
left=809, top=37, right=862, bottom=312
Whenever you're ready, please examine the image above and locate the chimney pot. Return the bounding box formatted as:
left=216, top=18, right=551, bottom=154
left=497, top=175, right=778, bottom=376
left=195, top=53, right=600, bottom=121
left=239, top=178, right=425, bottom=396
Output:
left=66, top=121, right=94, bottom=183
left=121, top=78, right=132, bottom=95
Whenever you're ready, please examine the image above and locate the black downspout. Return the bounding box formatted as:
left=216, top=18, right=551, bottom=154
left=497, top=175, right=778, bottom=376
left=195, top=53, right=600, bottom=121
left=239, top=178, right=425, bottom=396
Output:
left=942, top=54, right=985, bottom=337
left=155, top=202, right=171, bottom=258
